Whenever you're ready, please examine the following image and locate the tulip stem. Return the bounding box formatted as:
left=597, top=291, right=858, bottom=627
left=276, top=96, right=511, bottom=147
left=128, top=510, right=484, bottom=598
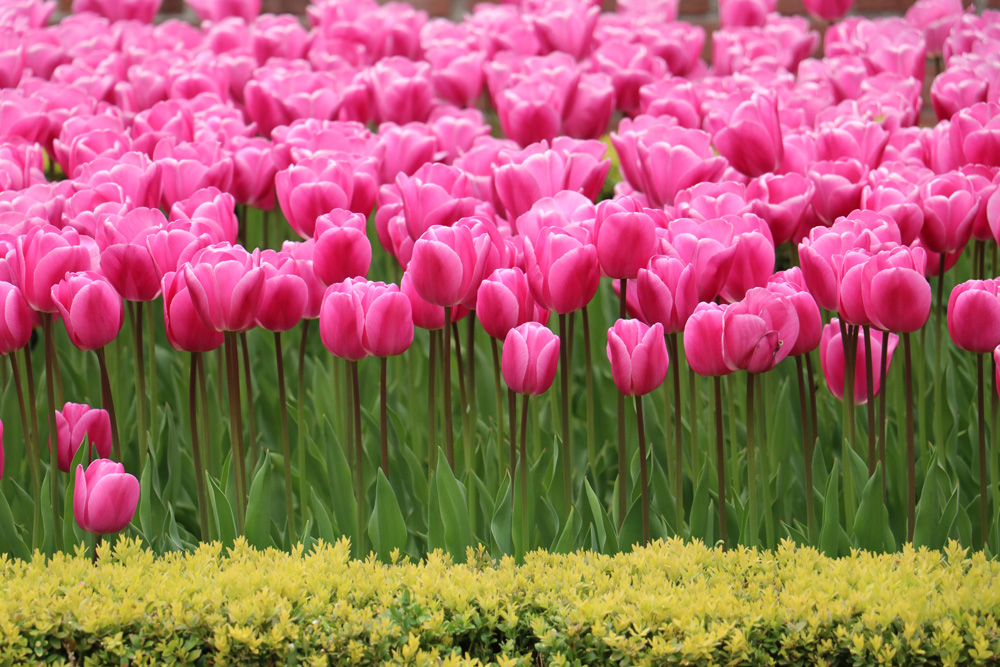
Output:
left=805, top=351, right=819, bottom=454
left=10, top=352, right=40, bottom=550
left=745, top=372, right=757, bottom=548
left=991, top=354, right=999, bottom=552
left=428, top=330, right=437, bottom=476
left=343, top=360, right=353, bottom=468
left=757, top=372, right=775, bottom=550
left=904, top=333, right=916, bottom=543
left=667, top=333, right=684, bottom=537
left=41, top=313, right=61, bottom=551
left=582, top=308, right=596, bottom=474
left=380, top=357, right=389, bottom=476
left=467, top=314, right=478, bottom=445
left=198, top=354, right=211, bottom=474
left=95, top=347, right=120, bottom=464
left=934, top=255, right=945, bottom=452
left=223, top=332, right=246, bottom=534
left=24, top=345, right=40, bottom=487
left=240, top=333, right=257, bottom=467
left=978, top=353, right=988, bottom=549
left=519, top=393, right=530, bottom=561
left=689, top=365, right=700, bottom=480
left=616, top=385, right=627, bottom=529
left=296, top=320, right=310, bottom=529
left=634, top=394, right=649, bottom=546
left=558, top=313, right=571, bottom=518
left=508, top=387, right=517, bottom=493
left=147, top=301, right=158, bottom=461
left=879, top=333, right=889, bottom=504
left=189, top=353, right=209, bottom=542
left=840, top=320, right=857, bottom=528
left=351, top=360, right=365, bottom=559
left=795, top=355, right=815, bottom=544
left=864, top=325, right=877, bottom=476
left=128, top=302, right=147, bottom=475
left=618, top=278, right=627, bottom=320
left=490, top=337, right=505, bottom=477
left=443, top=308, right=455, bottom=469
left=273, top=333, right=295, bottom=540
left=452, top=321, right=475, bottom=531
left=713, top=377, right=727, bottom=549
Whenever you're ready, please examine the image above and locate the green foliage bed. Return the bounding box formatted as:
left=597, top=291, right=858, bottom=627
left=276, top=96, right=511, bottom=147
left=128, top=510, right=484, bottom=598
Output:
left=2, top=537, right=999, bottom=666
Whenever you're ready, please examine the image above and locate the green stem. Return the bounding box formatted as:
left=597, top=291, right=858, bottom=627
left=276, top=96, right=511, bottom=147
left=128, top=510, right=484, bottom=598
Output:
left=128, top=302, right=147, bottom=475
left=879, top=332, right=889, bottom=504
left=688, top=364, right=700, bottom=483
left=296, top=321, right=310, bottom=530
left=452, top=321, right=475, bottom=532
left=864, top=325, right=877, bottom=476
left=757, top=373, right=774, bottom=550
left=491, top=337, right=505, bottom=478
left=745, top=372, right=757, bottom=548
left=41, top=313, right=61, bottom=550
left=466, top=314, right=477, bottom=449
left=380, top=357, right=389, bottom=475
left=978, top=353, right=988, bottom=549
left=725, top=374, right=740, bottom=504
left=10, top=352, right=40, bottom=550
left=905, top=333, right=916, bottom=543
left=617, top=386, right=627, bottom=529
left=240, top=332, right=257, bottom=467
left=795, top=355, right=815, bottom=544
left=190, top=353, right=209, bottom=542
left=443, top=307, right=454, bottom=468
left=713, top=376, right=727, bottom=549
left=519, top=393, right=530, bottom=562
left=351, top=360, right=365, bottom=559
left=934, top=255, right=945, bottom=452
left=992, top=353, right=1000, bottom=552
left=224, top=332, right=246, bottom=534
left=428, top=330, right=437, bottom=477
left=147, top=301, right=158, bottom=460
left=274, top=332, right=296, bottom=540
left=635, top=394, right=649, bottom=545
left=840, top=320, right=857, bottom=528
left=508, top=387, right=517, bottom=487
left=668, top=333, right=684, bottom=537
left=95, top=347, right=120, bottom=463
left=558, top=313, right=571, bottom=519
left=582, top=308, right=596, bottom=474
left=805, top=351, right=819, bottom=454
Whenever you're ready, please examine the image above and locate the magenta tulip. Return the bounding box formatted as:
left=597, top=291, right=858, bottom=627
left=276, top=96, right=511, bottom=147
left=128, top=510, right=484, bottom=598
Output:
left=502, top=322, right=560, bottom=396
left=313, top=210, right=372, bottom=287
left=51, top=272, right=124, bottom=352
left=53, top=403, right=112, bottom=473
left=319, top=278, right=414, bottom=360
left=73, top=459, right=140, bottom=535
left=862, top=247, right=932, bottom=334
left=919, top=171, right=980, bottom=255
left=593, top=197, right=658, bottom=280
left=477, top=267, right=549, bottom=341
left=636, top=255, right=697, bottom=335
left=524, top=224, right=600, bottom=315
left=747, top=173, right=815, bottom=247
left=401, top=272, right=468, bottom=331
left=17, top=225, right=94, bottom=314
left=183, top=244, right=264, bottom=333
left=706, top=90, right=783, bottom=178
left=684, top=302, right=733, bottom=377
left=0, top=281, right=33, bottom=356
left=722, top=287, right=799, bottom=374
left=802, top=0, right=853, bottom=21
left=161, top=270, right=225, bottom=353
left=256, top=250, right=307, bottom=333
left=607, top=318, right=669, bottom=397
left=407, top=224, right=480, bottom=308
left=719, top=0, right=774, bottom=27
left=98, top=208, right=166, bottom=303
left=276, top=155, right=366, bottom=240
left=807, top=158, right=867, bottom=226
left=948, top=280, right=1000, bottom=354
left=820, top=319, right=899, bottom=404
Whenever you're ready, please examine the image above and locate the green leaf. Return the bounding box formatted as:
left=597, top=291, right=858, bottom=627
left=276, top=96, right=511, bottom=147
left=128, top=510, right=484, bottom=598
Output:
left=913, top=455, right=958, bottom=550
left=435, top=450, right=474, bottom=563
left=38, top=473, right=54, bottom=557
left=490, top=473, right=512, bottom=557
left=309, top=488, right=338, bottom=545
left=852, top=464, right=889, bottom=554
left=62, top=436, right=90, bottom=553
left=0, top=489, right=30, bottom=560
left=139, top=457, right=154, bottom=541
left=584, top=478, right=618, bottom=555
left=819, top=460, right=840, bottom=558
left=618, top=498, right=643, bottom=552
left=551, top=506, right=581, bottom=554
left=317, top=416, right=356, bottom=549
left=368, top=470, right=407, bottom=563
left=206, top=473, right=236, bottom=550
left=245, top=460, right=272, bottom=550
left=689, top=459, right=711, bottom=544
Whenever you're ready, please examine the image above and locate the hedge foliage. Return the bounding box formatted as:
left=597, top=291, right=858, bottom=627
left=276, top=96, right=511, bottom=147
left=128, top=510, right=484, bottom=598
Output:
left=2, top=537, right=999, bottom=666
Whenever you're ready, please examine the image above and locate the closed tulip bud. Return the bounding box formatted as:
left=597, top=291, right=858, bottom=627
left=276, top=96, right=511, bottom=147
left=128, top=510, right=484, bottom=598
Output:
left=99, top=208, right=166, bottom=303
left=607, top=318, right=669, bottom=396
left=161, top=270, right=225, bottom=353
left=719, top=0, right=775, bottom=27
left=802, top=0, right=853, bottom=21
left=636, top=255, right=697, bottom=334
left=73, top=459, right=140, bottom=535
left=948, top=280, right=1000, bottom=354
left=594, top=197, right=658, bottom=279
left=183, top=244, right=264, bottom=333
left=51, top=272, right=124, bottom=352
left=861, top=247, right=931, bottom=333
left=313, top=210, right=372, bottom=287
left=477, top=268, right=549, bottom=340
left=280, top=240, right=326, bottom=320
left=256, top=250, right=307, bottom=333
left=919, top=171, right=980, bottom=254
left=820, top=319, right=898, bottom=404
left=502, top=322, right=560, bottom=396
left=837, top=249, right=875, bottom=327
left=17, top=225, right=93, bottom=313
left=719, top=214, right=776, bottom=304
left=524, top=224, right=600, bottom=315
left=359, top=281, right=414, bottom=358
left=0, top=281, right=33, bottom=355
left=53, top=402, right=112, bottom=473
left=722, top=287, right=799, bottom=374
left=408, top=225, right=480, bottom=308
left=319, top=278, right=368, bottom=362
left=684, top=302, right=732, bottom=377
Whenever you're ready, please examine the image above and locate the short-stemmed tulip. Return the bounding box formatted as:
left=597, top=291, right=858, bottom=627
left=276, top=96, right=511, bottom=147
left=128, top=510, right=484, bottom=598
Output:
left=73, top=459, right=140, bottom=537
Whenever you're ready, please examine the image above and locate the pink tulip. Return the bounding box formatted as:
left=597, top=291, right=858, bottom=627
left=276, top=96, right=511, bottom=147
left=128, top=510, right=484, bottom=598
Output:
left=161, top=270, right=225, bottom=353
left=524, top=224, right=600, bottom=315
left=656, top=218, right=738, bottom=303
left=861, top=167, right=926, bottom=246
left=153, top=139, right=234, bottom=209
left=836, top=249, right=876, bottom=327
left=948, top=280, right=1000, bottom=354
left=493, top=75, right=568, bottom=148
left=75, top=152, right=163, bottom=211
left=719, top=214, right=776, bottom=304
left=98, top=208, right=166, bottom=303
left=0, top=281, right=32, bottom=356
left=53, top=402, right=112, bottom=473
left=705, top=90, right=783, bottom=178
left=401, top=272, right=467, bottom=331
left=73, top=459, right=140, bottom=535
left=72, top=0, right=161, bottom=23
left=313, top=210, right=372, bottom=287
left=719, top=0, right=775, bottom=27
left=368, top=57, right=436, bottom=125
left=255, top=250, right=307, bottom=333
left=17, top=225, right=94, bottom=314
left=820, top=319, right=898, bottom=404
left=918, top=171, right=980, bottom=254
left=766, top=268, right=822, bottom=356
left=905, top=0, right=963, bottom=54
left=373, top=122, right=438, bottom=186
left=132, top=101, right=195, bottom=157
left=52, top=114, right=130, bottom=179
left=428, top=107, right=492, bottom=164
left=747, top=173, right=815, bottom=246
left=230, top=137, right=277, bottom=210
left=590, top=41, right=666, bottom=116
left=802, top=0, right=853, bottom=22
left=407, top=224, right=480, bottom=308
left=169, top=188, right=238, bottom=245
left=683, top=302, right=732, bottom=377
left=456, top=215, right=509, bottom=310
left=395, top=163, right=485, bottom=241
left=477, top=267, right=549, bottom=340
left=861, top=247, right=931, bottom=334
left=280, top=240, right=326, bottom=320
left=183, top=244, right=264, bottom=333
left=722, top=287, right=799, bottom=374
left=636, top=255, right=697, bottom=335
left=0, top=35, right=23, bottom=91
left=514, top=190, right=597, bottom=248
left=426, top=45, right=486, bottom=108
left=807, top=158, right=867, bottom=226
left=502, top=321, right=560, bottom=396
left=931, top=66, right=988, bottom=121
left=276, top=155, right=363, bottom=239
left=51, top=272, right=123, bottom=352
left=249, top=14, right=310, bottom=65
left=949, top=102, right=1000, bottom=168
left=562, top=72, right=615, bottom=140
left=186, top=0, right=260, bottom=22
left=606, top=318, right=668, bottom=396
left=319, top=278, right=413, bottom=360
left=638, top=78, right=702, bottom=128
left=530, top=0, right=599, bottom=60
left=593, top=197, right=658, bottom=279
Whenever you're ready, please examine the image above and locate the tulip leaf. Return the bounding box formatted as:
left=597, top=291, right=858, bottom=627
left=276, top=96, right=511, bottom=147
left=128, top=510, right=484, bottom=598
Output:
left=852, top=464, right=890, bottom=554
left=317, top=416, right=356, bottom=549
left=368, top=470, right=408, bottom=563
left=490, top=473, right=512, bottom=557
left=819, top=460, right=841, bottom=558
left=551, top=506, right=582, bottom=554
left=139, top=456, right=154, bottom=543
left=584, top=478, right=618, bottom=555
left=245, top=460, right=272, bottom=550
left=62, top=445, right=91, bottom=554
left=689, top=459, right=711, bottom=544
left=0, top=488, right=30, bottom=561
left=427, top=472, right=445, bottom=555
left=618, top=498, right=643, bottom=552
left=435, top=449, right=474, bottom=563
left=309, top=488, right=338, bottom=545
left=206, top=472, right=236, bottom=551
left=957, top=499, right=973, bottom=547
left=38, top=473, right=54, bottom=558
left=913, top=455, right=958, bottom=550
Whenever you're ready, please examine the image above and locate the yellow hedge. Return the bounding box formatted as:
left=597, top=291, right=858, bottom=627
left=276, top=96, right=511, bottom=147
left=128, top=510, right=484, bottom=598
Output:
left=1, top=537, right=999, bottom=666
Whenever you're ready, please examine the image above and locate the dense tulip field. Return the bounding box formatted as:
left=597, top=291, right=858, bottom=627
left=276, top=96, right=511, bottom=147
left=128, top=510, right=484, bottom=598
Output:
left=0, top=0, right=998, bottom=565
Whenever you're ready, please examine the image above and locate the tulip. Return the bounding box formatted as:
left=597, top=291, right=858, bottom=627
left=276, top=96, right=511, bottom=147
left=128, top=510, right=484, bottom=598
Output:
left=407, top=224, right=480, bottom=309
left=722, top=287, right=799, bottom=375
left=313, top=210, right=372, bottom=287
left=368, top=57, right=436, bottom=125
left=948, top=280, right=1000, bottom=354
left=747, top=173, right=815, bottom=247
left=719, top=0, right=775, bottom=27
left=0, top=281, right=33, bottom=356
left=99, top=208, right=166, bottom=303
left=524, top=224, right=600, bottom=315
left=426, top=45, right=486, bottom=108
left=684, top=303, right=732, bottom=378
left=169, top=188, right=239, bottom=245
left=183, top=244, right=264, bottom=334
left=820, top=319, right=898, bottom=405
left=949, top=102, right=1000, bottom=168
left=186, top=0, right=260, bottom=22
left=636, top=256, right=697, bottom=335
left=17, top=225, right=94, bottom=314
left=153, top=139, right=234, bottom=209
left=706, top=90, right=783, bottom=178
left=807, top=158, right=867, bottom=226
left=73, top=459, right=140, bottom=535
left=395, top=163, right=485, bottom=241
left=276, top=155, right=364, bottom=239
left=720, top=213, right=776, bottom=304
left=477, top=268, right=549, bottom=341
left=230, top=137, right=277, bottom=210
left=161, top=270, right=225, bottom=353
left=919, top=171, right=980, bottom=255
left=802, top=0, right=853, bottom=22
left=72, top=0, right=161, bottom=23
left=593, top=197, right=658, bottom=281
left=657, top=218, right=738, bottom=303
left=373, top=122, right=438, bottom=186
left=862, top=248, right=931, bottom=335
left=51, top=272, right=123, bottom=352
left=53, top=402, right=111, bottom=473
left=931, top=66, right=988, bottom=121
left=256, top=251, right=307, bottom=334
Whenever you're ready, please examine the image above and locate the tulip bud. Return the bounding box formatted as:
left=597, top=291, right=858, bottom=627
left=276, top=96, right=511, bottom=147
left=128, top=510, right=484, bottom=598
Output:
left=73, top=459, right=140, bottom=535
left=502, top=322, right=560, bottom=396
left=53, top=402, right=112, bottom=473
left=606, top=318, right=669, bottom=396
left=51, top=272, right=124, bottom=352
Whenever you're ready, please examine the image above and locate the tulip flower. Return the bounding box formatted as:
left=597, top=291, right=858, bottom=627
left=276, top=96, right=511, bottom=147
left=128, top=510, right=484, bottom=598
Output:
left=594, top=197, right=658, bottom=282
left=0, top=281, right=33, bottom=356
left=820, top=320, right=898, bottom=405
left=802, top=0, right=853, bottom=22
left=607, top=318, right=668, bottom=543
left=186, top=0, right=260, bottom=22
left=73, top=459, right=140, bottom=535
left=161, top=270, right=225, bottom=354
left=807, top=158, right=867, bottom=226
left=722, top=287, right=799, bottom=376
left=98, top=208, right=165, bottom=304
left=524, top=224, right=600, bottom=316
left=183, top=244, right=264, bottom=334
left=919, top=171, right=980, bottom=256
left=256, top=251, right=307, bottom=334
left=719, top=0, right=775, bottom=27
left=636, top=256, right=697, bottom=335
left=53, top=402, right=111, bottom=473
left=312, top=210, right=372, bottom=287
left=51, top=272, right=123, bottom=353
left=705, top=90, right=783, bottom=177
